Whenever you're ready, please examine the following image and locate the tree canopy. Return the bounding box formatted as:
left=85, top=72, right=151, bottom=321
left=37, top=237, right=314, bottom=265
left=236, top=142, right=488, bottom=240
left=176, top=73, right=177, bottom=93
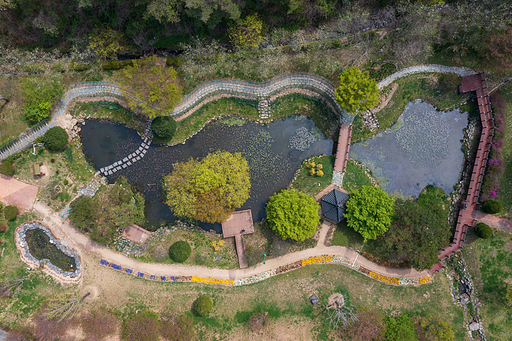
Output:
left=229, top=14, right=264, bottom=48
left=345, top=185, right=394, bottom=242
left=120, top=55, right=182, bottom=119
left=335, top=66, right=379, bottom=115
left=163, top=151, right=251, bottom=223
left=21, top=75, right=64, bottom=123
left=43, top=126, right=68, bottom=151
left=266, top=189, right=320, bottom=241
left=88, top=27, right=126, bottom=60
left=385, top=314, right=418, bottom=341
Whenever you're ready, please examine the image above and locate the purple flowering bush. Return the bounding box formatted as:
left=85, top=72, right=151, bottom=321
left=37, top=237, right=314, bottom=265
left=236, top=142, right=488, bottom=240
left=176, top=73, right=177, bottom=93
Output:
left=481, top=93, right=506, bottom=201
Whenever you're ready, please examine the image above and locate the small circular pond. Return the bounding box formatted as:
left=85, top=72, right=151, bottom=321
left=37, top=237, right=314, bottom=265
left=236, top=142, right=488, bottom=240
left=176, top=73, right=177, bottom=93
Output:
left=16, top=222, right=81, bottom=278
left=349, top=100, right=468, bottom=197
left=80, top=116, right=333, bottom=232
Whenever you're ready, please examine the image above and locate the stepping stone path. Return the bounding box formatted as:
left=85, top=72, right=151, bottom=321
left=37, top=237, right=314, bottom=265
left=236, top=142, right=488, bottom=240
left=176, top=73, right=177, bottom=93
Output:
left=362, top=109, right=379, bottom=131
left=258, top=97, right=271, bottom=119
left=99, top=121, right=153, bottom=177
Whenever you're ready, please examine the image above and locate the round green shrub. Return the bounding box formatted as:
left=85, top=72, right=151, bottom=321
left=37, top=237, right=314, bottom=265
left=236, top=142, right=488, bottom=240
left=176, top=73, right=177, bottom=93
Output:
left=4, top=206, right=19, bottom=221
left=0, top=161, right=15, bottom=176
left=169, top=241, right=191, bottom=263
left=475, top=222, right=493, bottom=239
left=151, top=116, right=177, bottom=139
left=43, top=126, right=69, bottom=151
left=193, top=295, right=213, bottom=317
left=63, top=179, right=69, bottom=185
left=482, top=199, right=502, bottom=214
left=166, top=56, right=182, bottom=68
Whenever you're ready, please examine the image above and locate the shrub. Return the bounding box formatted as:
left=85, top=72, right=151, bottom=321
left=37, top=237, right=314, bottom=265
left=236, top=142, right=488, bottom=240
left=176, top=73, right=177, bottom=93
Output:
left=21, top=75, right=63, bottom=123
left=82, top=308, right=120, bottom=341
left=385, top=314, right=417, bottom=341
left=160, top=313, right=195, bottom=341
left=482, top=199, right=501, bottom=214
left=316, top=170, right=324, bottom=177
left=122, top=311, right=160, bottom=341
left=0, top=161, right=15, bottom=176
left=169, top=241, right=191, bottom=263
left=166, top=56, right=182, bottom=68
left=151, top=116, right=177, bottom=139
left=43, top=126, right=68, bottom=151
left=4, top=206, right=19, bottom=221
left=70, top=62, right=90, bottom=71
left=193, top=295, right=213, bottom=316
left=316, top=164, right=323, bottom=170
left=475, top=222, right=493, bottom=239
left=63, top=179, right=69, bottom=185
left=309, top=169, right=316, bottom=176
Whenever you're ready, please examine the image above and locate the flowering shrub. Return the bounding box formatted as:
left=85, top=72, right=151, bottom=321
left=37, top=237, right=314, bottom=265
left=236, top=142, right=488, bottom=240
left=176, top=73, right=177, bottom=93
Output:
left=367, top=271, right=399, bottom=285
left=190, top=276, right=233, bottom=286
left=418, top=276, right=431, bottom=284
left=481, top=93, right=506, bottom=201
left=301, top=255, right=332, bottom=266
left=233, top=270, right=276, bottom=286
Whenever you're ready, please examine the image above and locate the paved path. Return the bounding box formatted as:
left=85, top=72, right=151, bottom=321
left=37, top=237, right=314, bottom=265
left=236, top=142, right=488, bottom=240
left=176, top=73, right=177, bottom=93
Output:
left=32, top=202, right=429, bottom=282
left=474, top=211, right=512, bottom=234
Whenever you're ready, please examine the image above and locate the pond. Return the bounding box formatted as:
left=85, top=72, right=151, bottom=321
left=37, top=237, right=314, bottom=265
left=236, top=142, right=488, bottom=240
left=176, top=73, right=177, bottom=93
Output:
left=80, top=116, right=333, bottom=232
left=349, top=100, right=468, bottom=198
left=25, top=228, right=76, bottom=272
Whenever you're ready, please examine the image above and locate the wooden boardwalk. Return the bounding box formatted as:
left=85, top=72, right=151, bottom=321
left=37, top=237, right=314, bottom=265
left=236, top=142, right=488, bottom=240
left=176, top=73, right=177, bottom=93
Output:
left=430, top=73, right=494, bottom=274
left=334, top=124, right=352, bottom=172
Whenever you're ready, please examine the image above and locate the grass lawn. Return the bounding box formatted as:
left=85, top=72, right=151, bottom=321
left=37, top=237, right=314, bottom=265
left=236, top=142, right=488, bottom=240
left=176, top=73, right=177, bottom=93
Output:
left=351, top=73, right=465, bottom=143
left=289, top=155, right=334, bottom=197
left=12, top=138, right=95, bottom=211
left=494, top=83, right=512, bottom=213
left=329, top=220, right=364, bottom=251
left=462, top=228, right=512, bottom=340
left=342, top=159, right=375, bottom=194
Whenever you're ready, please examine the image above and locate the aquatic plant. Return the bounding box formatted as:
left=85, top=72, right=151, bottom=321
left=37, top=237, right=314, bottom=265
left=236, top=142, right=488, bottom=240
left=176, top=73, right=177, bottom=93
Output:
left=288, top=127, right=320, bottom=151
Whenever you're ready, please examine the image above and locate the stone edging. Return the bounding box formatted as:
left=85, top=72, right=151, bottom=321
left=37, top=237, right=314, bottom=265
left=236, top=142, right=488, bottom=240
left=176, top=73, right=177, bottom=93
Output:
left=14, top=221, right=82, bottom=284
left=98, top=254, right=431, bottom=287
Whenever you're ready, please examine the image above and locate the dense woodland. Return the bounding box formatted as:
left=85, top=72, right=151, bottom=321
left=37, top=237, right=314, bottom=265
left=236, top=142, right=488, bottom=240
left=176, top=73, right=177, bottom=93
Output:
left=1, top=0, right=512, bottom=73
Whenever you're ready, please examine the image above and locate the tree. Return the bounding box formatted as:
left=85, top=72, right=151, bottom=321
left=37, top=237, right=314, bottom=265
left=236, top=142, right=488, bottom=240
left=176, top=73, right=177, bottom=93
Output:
left=335, top=67, right=379, bottom=115
left=169, top=241, right=191, bottom=263
left=489, top=29, right=512, bottom=71
left=341, top=306, right=386, bottom=341
left=33, top=311, right=71, bottom=341
left=345, top=186, right=394, bottom=242
left=21, top=75, right=64, bottom=123
left=193, top=295, right=213, bottom=317
left=4, top=205, right=19, bottom=221
left=163, top=151, right=251, bottom=223
left=151, top=116, right=177, bottom=141
left=417, top=314, right=454, bottom=341
left=474, top=222, right=493, bottom=239
left=266, top=189, right=320, bottom=241
left=482, top=199, right=501, bottom=214
left=81, top=308, right=120, bottom=341
left=120, top=55, right=182, bottom=119
left=247, top=310, right=271, bottom=332
left=385, top=315, right=418, bottom=341
left=42, top=126, right=68, bottom=152
left=122, top=311, right=160, bottom=341
left=44, top=292, right=90, bottom=322
left=229, top=14, right=264, bottom=48
left=89, top=27, right=126, bottom=60
left=160, top=313, right=195, bottom=341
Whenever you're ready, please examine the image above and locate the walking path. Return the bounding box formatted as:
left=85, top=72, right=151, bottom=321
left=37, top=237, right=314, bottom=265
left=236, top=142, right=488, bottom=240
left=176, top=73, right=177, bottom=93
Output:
left=474, top=211, right=512, bottom=234
left=31, top=202, right=430, bottom=286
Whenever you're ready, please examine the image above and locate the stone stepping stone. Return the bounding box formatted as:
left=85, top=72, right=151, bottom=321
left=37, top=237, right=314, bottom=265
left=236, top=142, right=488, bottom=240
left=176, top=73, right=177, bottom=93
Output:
left=136, top=150, right=141, bottom=155
left=144, top=144, right=150, bottom=149
left=136, top=156, right=141, bottom=161
left=108, top=170, right=113, bottom=175
left=116, top=166, right=122, bottom=171
left=127, top=161, right=132, bottom=166
left=122, top=164, right=127, bottom=168
left=123, top=157, right=128, bottom=162
left=128, top=154, right=133, bottom=159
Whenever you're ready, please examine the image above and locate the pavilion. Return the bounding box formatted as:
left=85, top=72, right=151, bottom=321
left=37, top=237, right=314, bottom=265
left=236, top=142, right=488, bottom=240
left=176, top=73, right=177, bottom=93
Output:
left=320, top=189, right=349, bottom=223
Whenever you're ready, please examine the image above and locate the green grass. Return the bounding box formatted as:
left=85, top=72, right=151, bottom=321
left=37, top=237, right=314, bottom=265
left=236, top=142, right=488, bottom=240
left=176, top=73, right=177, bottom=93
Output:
left=289, top=155, right=334, bottom=196
left=495, top=83, right=512, bottom=212
left=351, top=73, right=465, bottom=143
left=462, top=229, right=512, bottom=340
left=342, top=160, right=374, bottom=194
left=330, top=220, right=364, bottom=250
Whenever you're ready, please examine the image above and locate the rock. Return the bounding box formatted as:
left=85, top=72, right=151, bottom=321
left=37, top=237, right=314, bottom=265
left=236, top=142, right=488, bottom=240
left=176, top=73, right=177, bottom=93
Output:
left=469, top=322, right=479, bottom=332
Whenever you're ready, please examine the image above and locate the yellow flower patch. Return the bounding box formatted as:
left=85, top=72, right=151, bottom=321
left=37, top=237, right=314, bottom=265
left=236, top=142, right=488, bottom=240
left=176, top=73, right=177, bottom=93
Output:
left=419, top=276, right=431, bottom=284
left=368, top=271, right=399, bottom=285
left=301, top=255, right=333, bottom=266
left=191, top=276, right=233, bottom=286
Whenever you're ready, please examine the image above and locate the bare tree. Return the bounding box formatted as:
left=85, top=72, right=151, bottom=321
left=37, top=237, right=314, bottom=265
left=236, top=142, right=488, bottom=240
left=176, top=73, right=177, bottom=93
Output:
left=0, top=277, right=26, bottom=297
left=44, top=292, right=90, bottom=321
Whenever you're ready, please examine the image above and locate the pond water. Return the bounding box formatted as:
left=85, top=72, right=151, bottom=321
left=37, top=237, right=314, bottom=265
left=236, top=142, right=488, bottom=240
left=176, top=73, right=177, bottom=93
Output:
left=25, top=228, right=76, bottom=272
left=349, top=101, right=468, bottom=198
left=80, top=116, right=333, bottom=232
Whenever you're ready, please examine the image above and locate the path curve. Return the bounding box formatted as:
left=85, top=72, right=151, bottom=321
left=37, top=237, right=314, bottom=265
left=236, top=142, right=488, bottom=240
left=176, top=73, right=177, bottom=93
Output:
left=32, top=202, right=430, bottom=286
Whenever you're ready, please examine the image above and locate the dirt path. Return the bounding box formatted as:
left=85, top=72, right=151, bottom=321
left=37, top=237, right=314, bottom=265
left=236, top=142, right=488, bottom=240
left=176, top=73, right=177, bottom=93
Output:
left=474, top=210, right=512, bottom=234
left=32, top=202, right=428, bottom=282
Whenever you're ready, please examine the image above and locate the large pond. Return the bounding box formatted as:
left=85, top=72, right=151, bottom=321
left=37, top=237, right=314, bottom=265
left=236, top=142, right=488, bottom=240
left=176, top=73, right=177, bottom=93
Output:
left=349, top=101, right=468, bottom=198
left=80, top=116, right=333, bottom=232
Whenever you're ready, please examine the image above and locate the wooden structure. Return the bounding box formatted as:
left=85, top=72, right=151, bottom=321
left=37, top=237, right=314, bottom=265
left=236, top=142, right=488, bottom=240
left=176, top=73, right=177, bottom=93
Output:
left=430, top=73, right=494, bottom=274
left=32, top=163, right=44, bottom=176
left=334, top=124, right=352, bottom=172
left=121, top=224, right=153, bottom=244
left=320, top=189, right=349, bottom=223
left=222, top=209, right=254, bottom=269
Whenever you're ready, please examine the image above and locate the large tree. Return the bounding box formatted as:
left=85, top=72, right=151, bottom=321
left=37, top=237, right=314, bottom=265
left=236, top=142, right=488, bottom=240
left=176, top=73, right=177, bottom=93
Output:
left=266, top=189, right=320, bottom=241
left=120, top=55, right=182, bottom=119
left=163, top=151, right=251, bottom=223
left=88, top=27, right=126, bottom=60
left=341, top=306, right=386, bottom=341
left=335, top=66, right=379, bottom=115
left=345, top=185, right=394, bottom=242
